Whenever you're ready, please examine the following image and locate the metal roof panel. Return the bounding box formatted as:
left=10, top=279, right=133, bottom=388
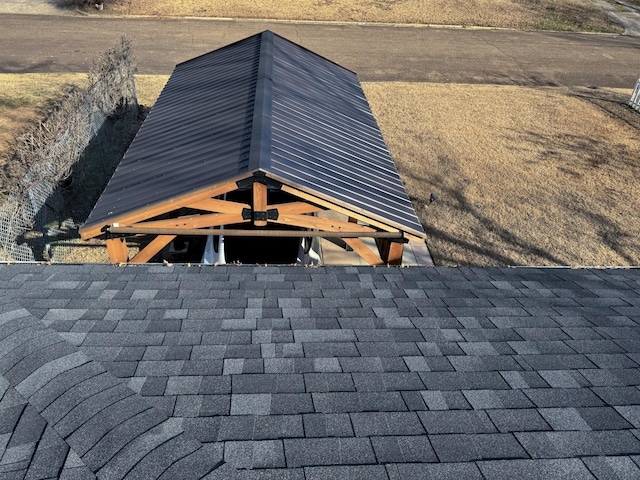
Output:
left=81, top=31, right=425, bottom=239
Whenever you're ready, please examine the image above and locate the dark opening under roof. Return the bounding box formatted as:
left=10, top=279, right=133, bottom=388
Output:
left=81, top=31, right=426, bottom=239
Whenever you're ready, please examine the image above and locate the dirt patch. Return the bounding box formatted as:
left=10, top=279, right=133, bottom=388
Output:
left=107, top=0, right=622, bottom=32
left=364, top=83, right=640, bottom=266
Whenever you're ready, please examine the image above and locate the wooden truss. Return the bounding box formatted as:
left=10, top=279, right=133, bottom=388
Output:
left=83, top=174, right=417, bottom=266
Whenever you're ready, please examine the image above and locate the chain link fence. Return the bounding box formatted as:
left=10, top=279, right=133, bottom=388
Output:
left=0, top=37, right=138, bottom=262
left=630, top=76, right=640, bottom=112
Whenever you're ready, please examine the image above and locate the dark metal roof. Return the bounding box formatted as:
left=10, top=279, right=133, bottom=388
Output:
left=82, top=31, right=425, bottom=238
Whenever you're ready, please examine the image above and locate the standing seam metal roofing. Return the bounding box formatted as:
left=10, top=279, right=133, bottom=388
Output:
left=81, top=31, right=426, bottom=238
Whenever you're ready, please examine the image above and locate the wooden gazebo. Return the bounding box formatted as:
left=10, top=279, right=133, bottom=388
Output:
left=79, top=31, right=426, bottom=265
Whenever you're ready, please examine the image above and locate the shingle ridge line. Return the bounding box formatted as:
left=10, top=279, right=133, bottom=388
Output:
left=1, top=302, right=231, bottom=479
left=0, top=367, right=92, bottom=478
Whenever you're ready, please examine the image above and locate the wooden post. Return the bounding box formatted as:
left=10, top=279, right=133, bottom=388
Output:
left=253, top=182, right=268, bottom=227
left=105, top=237, right=129, bottom=263
left=376, top=239, right=404, bottom=265
left=386, top=241, right=404, bottom=265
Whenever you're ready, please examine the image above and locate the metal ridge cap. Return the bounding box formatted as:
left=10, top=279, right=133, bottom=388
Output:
left=247, top=30, right=274, bottom=172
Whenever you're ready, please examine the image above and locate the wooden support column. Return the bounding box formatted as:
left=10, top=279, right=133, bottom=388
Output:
left=253, top=182, right=268, bottom=227
left=386, top=241, right=404, bottom=265
left=347, top=217, right=358, bottom=249
left=376, top=239, right=405, bottom=265
left=106, top=237, right=129, bottom=263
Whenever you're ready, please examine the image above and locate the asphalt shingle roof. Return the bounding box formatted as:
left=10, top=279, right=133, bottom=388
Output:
left=1, top=264, right=639, bottom=479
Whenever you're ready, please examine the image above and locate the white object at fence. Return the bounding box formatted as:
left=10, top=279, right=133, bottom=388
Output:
left=630, top=76, right=640, bottom=111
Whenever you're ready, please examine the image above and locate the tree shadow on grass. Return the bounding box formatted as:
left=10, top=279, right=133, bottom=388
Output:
left=402, top=166, right=567, bottom=267
left=46, top=0, right=98, bottom=11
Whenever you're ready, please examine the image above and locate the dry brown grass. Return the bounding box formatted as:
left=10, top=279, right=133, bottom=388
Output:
left=2, top=74, right=639, bottom=266
left=0, top=74, right=166, bottom=162
left=109, top=0, right=621, bottom=32
left=364, top=83, right=640, bottom=266
left=0, top=74, right=87, bottom=163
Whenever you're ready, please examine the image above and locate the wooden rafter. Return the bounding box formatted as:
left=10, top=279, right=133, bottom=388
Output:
left=280, top=184, right=425, bottom=242
left=80, top=179, right=242, bottom=240
left=130, top=213, right=247, bottom=230
left=129, top=235, right=176, bottom=264
left=273, top=202, right=324, bottom=215
left=273, top=213, right=381, bottom=233
left=186, top=198, right=249, bottom=214
left=344, top=238, right=385, bottom=266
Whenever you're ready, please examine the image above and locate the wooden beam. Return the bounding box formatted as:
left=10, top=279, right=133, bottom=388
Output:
left=273, top=213, right=380, bottom=233
left=129, top=235, right=175, bottom=264
left=253, top=182, right=268, bottom=227
left=130, top=213, right=246, bottom=230
left=108, top=226, right=404, bottom=238
left=105, top=237, right=129, bottom=263
left=273, top=202, right=324, bottom=215
left=281, top=185, right=400, bottom=232
left=344, top=238, right=385, bottom=266
left=186, top=198, right=249, bottom=214
left=80, top=178, right=243, bottom=240
left=280, top=184, right=426, bottom=242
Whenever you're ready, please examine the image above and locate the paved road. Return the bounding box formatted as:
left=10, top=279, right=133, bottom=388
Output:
left=1, top=13, right=640, bottom=87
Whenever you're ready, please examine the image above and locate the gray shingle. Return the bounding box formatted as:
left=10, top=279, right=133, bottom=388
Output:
left=516, top=430, right=640, bottom=458
left=581, top=456, right=640, bottom=480
left=429, top=433, right=528, bottom=462
left=371, top=435, right=437, bottom=463
left=477, top=458, right=595, bottom=479
left=157, top=443, right=224, bottom=480
left=487, top=409, right=551, bottom=433
left=615, top=406, right=640, bottom=428
left=303, top=414, right=354, bottom=438
left=523, top=388, right=606, bottom=408
left=305, top=465, right=388, bottom=480
left=387, top=463, right=483, bottom=480
left=124, top=433, right=201, bottom=480
left=418, top=410, right=496, bottom=434
left=94, top=417, right=184, bottom=478
left=576, top=406, right=634, bottom=430
left=538, top=407, right=592, bottom=431
left=2, top=266, right=640, bottom=480
left=66, top=394, right=151, bottom=456
left=463, top=389, right=534, bottom=409
left=350, top=412, right=425, bottom=436
left=231, top=394, right=271, bottom=415
left=284, top=438, right=375, bottom=467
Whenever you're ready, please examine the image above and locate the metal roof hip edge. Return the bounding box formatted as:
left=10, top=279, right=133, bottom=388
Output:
left=248, top=31, right=274, bottom=172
